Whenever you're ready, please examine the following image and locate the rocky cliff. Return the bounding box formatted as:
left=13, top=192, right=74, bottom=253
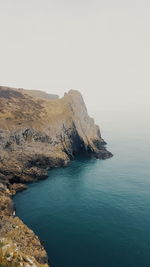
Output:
left=0, top=85, right=112, bottom=266
left=0, top=183, right=49, bottom=267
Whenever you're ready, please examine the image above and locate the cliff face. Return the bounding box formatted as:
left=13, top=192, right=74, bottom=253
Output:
left=0, top=85, right=112, bottom=266
left=0, top=86, right=112, bottom=183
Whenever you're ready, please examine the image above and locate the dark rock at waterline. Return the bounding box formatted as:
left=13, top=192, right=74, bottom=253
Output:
left=9, top=183, right=28, bottom=195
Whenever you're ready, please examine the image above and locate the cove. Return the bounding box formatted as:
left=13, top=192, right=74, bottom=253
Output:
left=14, top=109, right=150, bottom=267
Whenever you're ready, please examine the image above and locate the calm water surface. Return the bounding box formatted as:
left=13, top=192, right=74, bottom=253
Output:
left=14, top=107, right=150, bottom=267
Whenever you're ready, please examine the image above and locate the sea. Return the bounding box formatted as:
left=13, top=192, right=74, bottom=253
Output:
left=14, top=102, right=150, bottom=267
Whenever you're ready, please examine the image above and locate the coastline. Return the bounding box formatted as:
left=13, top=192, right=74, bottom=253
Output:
left=0, top=153, right=113, bottom=267
left=0, top=86, right=112, bottom=266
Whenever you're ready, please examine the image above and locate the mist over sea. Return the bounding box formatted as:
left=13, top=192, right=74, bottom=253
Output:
left=14, top=102, right=150, bottom=267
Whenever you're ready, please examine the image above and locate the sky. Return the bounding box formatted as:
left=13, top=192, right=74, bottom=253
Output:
left=0, top=0, right=150, bottom=116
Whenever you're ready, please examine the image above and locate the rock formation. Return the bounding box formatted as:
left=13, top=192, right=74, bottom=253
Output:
left=0, top=182, right=48, bottom=267
left=0, top=85, right=112, bottom=266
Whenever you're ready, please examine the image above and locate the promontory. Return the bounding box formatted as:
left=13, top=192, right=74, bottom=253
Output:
left=0, top=86, right=112, bottom=266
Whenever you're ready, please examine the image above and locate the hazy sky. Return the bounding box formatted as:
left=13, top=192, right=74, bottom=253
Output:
left=0, top=0, right=150, bottom=113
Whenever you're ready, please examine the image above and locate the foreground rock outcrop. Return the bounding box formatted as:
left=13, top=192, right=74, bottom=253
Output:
left=0, top=85, right=112, bottom=266
left=0, top=182, right=48, bottom=267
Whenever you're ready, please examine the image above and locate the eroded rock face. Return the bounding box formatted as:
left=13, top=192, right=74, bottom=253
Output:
left=63, top=90, right=112, bottom=158
left=0, top=87, right=112, bottom=183
left=0, top=183, right=14, bottom=216
left=0, top=86, right=112, bottom=266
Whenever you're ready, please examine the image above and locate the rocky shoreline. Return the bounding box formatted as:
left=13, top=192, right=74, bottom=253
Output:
left=0, top=182, right=49, bottom=267
left=0, top=86, right=112, bottom=266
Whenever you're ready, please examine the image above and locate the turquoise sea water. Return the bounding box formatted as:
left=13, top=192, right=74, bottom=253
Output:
left=14, top=106, right=150, bottom=267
